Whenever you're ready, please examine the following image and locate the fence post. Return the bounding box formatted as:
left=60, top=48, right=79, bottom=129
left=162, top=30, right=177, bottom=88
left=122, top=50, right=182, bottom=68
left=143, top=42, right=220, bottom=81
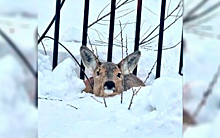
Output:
left=133, top=0, right=143, bottom=75
left=52, top=0, right=61, bottom=70
left=80, top=0, right=90, bottom=80
left=179, top=31, right=183, bottom=76
left=38, top=0, right=66, bottom=44
left=156, top=0, right=166, bottom=79
left=107, top=0, right=116, bottom=62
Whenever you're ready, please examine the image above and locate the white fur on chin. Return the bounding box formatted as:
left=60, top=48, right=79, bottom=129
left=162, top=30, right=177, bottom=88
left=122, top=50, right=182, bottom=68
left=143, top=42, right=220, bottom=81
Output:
left=104, top=89, right=114, bottom=94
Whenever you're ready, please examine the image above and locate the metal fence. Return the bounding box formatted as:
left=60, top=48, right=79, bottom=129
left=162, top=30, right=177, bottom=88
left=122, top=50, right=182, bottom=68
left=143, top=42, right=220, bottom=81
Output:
left=39, top=0, right=183, bottom=80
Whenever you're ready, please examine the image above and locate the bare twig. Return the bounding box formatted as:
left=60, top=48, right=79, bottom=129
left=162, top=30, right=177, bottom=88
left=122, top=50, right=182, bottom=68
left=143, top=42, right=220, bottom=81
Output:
left=140, top=13, right=183, bottom=45
left=167, top=0, right=172, bottom=16
left=119, top=20, right=124, bottom=104
left=126, top=34, right=137, bottom=110
left=134, top=60, right=157, bottom=95
left=184, top=1, right=220, bottom=23
left=143, top=5, right=157, bottom=16
left=140, top=0, right=183, bottom=45
left=38, top=33, right=47, bottom=55
left=184, top=64, right=220, bottom=132
left=114, top=20, right=129, bottom=40
left=38, top=0, right=66, bottom=44
left=0, top=29, right=37, bottom=78
left=88, top=0, right=135, bottom=28
left=143, top=41, right=181, bottom=51
left=97, top=2, right=111, bottom=20
left=38, top=97, right=62, bottom=101
left=90, top=28, right=106, bottom=42
left=67, top=104, right=78, bottom=109
left=103, top=97, right=107, bottom=107
left=193, top=64, right=220, bottom=118
left=43, top=36, right=93, bottom=89
left=128, top=89, right=136, bottom=110
left=184, top=0, right=207, bottom=19
left=91, top=96, right=103, bottom=104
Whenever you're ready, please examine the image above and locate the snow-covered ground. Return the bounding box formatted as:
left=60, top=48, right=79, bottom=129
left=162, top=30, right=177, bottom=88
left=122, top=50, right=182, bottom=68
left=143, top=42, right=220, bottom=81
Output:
left=0, top=0, right=37, bottom=138
left=38, top=0, right=183, bottom=137
left=183, top=0, right=220, bottom=137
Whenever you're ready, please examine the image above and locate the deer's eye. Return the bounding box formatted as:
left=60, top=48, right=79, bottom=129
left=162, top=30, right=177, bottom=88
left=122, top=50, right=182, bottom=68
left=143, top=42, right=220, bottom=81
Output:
left=97, top=71, right=100, bottom=76
left=117, top=73, right=121, bottom=78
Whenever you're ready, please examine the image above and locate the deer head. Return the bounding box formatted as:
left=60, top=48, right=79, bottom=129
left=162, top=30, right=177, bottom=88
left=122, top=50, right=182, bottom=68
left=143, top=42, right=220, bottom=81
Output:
left=80, top=46, right=141, bottom=97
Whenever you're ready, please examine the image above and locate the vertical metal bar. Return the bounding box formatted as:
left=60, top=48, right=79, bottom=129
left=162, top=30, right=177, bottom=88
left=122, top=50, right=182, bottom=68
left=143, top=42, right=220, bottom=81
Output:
left=52, top=0, right=61, bottom=70
left=36, top=71, right=38, bottom=107
left=38, top=0, right=66, bottom=44
left=179, top=31, right=183, bottom=76
left=80, top=0, right=90, bottom=80
left=133, top=0, right=143, bottom=75
left=156, top=0, right=166, bottom=79
left=107, top=0, right=116, bottom=62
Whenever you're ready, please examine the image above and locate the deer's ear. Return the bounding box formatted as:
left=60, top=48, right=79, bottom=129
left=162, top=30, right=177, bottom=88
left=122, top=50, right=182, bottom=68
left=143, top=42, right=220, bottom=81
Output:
left=80, top=46, right=99, bottom=71
left=118, top=51, right=141, bottom=74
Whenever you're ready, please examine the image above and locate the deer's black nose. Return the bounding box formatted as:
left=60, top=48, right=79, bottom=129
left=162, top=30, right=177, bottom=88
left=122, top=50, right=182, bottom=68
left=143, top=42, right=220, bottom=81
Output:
left=104, top=81, right=115, bottom=89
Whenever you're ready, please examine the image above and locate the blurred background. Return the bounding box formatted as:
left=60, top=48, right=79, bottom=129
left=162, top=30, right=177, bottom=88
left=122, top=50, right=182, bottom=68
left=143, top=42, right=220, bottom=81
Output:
left=183, top=0, right=220, bottom=138
left=0, top=0, right=37, bottom=138
left=1, top=0, right=220, bottom=138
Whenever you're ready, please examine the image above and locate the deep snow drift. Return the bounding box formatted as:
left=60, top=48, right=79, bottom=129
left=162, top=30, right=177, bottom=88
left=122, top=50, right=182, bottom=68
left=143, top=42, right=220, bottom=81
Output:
left=38, top=0, right=183, bottom=137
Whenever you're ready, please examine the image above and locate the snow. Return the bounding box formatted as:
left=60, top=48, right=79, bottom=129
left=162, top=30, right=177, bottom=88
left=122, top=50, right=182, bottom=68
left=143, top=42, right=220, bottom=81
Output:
left=183, top=0, right=220, bottom=137
left=0, top=55, right=37, bottom=138
left=38, top=0, right=182, bottom=137
left=0, top=0, right=37, bottom=16
left=0, top=0, right=37, bottom=137
left=39, top=74, right=182, bottom=138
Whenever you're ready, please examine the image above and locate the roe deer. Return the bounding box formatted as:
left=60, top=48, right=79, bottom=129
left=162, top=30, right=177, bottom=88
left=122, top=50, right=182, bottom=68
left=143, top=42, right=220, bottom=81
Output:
left=80, top=46, right=145, bottom=97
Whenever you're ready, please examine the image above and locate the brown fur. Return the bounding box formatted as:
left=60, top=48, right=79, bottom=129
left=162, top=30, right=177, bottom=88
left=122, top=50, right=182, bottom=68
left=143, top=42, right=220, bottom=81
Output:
left=84, top=74, right=145, bottom=97
left=80, top=46, right=145, bottom=97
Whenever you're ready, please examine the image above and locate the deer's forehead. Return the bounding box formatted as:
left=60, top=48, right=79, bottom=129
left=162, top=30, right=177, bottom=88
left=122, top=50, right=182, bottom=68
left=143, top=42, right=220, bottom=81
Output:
left=99, top=62, right=119, bottom=71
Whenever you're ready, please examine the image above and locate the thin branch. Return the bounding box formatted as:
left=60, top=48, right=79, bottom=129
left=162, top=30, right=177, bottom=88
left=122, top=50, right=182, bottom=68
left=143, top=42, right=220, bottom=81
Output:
left=0, top=28, right=37, bottom=78
left=193, top=64, right=220, bottom=118
left=88, top=0, right=135, bottom=28
left=134, top=60, right=157, bottom=95
left=184, top=0, right=208, bottom=22
left=184, top=1, right=220, bottom=23
left=143, top=5, right=157, bottom=16
left=143, top=41, right=181, bottom=51
left=43, top=36, right=93, bottom=89
left=184, top=13, right=217, bottom=30
left=103, top=97, right=107, bottom=107
left=128, top=89, right=136, bottom=110
left=102, top=9, right=135, bottom=21
left=95, top=21, right=137, bottom=26
left=97, top=2, right=111, bottom=20
left=38, top=33, right=47, bottom=55
left=114, top=20, right=129, bottom=42
left=38, top=0, right=66, bottom=44
left=67, top=104, right=78, bottom=109
left=119, top=20, right=124, bottom=104
left=140, top=1, right=183, bottom=45
left=38, top=97, right=62, bottom=101
left=140, top=13, right=183, bottom=45
left=90, top=28, right=106, bottom=42
left=91, top=96, right=103, bottom=104
left=167, top=0, right=172, bottom=16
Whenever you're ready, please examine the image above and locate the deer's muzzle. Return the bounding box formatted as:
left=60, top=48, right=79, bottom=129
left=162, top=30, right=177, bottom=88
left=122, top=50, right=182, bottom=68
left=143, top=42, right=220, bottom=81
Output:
left=103, top=81, right=116, bottom=94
